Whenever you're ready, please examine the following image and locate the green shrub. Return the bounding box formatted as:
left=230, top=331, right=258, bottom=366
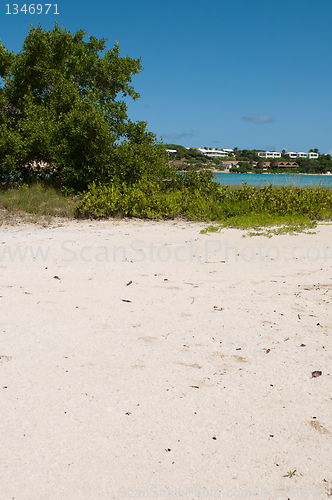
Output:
left=76, top=181, right=332, bottom=224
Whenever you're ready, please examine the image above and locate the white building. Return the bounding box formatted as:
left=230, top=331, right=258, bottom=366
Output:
left=285, top=151, right=319, bottom=159
left=286, top=152, right=298, bottom=159
left=257, top=151, right=282, bottom=159
left=198, top=148, right=234, bottom=158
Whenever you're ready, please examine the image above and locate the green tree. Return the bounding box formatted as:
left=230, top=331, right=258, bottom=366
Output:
left=255, top=160, right=264, bottom=170
left=0, top=23, right=167, bottom=189
left=237, top=162, right=250, bottom=173
left=238, top=149, right=258, bottom=162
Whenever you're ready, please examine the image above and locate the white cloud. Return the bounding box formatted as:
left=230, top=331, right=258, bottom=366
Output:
left=241, top=114, right=274, bottom=124
left=162, top=131, right=196, bottom=141
left=281, top=80, right=294, bottom=87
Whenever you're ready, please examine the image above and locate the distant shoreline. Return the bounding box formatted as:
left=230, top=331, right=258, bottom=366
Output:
left=194, top=169, right=332, bottom=176
left=214, top=171, right=332, bottom=176
left=178, top=169, right=332, bottom=176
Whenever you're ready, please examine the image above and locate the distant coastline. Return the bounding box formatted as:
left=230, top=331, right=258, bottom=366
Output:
left=213, top=171, right=332, bottom=187
left=214, top=170, right=332, bottom=175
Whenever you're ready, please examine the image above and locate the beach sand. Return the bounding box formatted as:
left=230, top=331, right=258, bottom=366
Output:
left=0, top=219, right=331, bottom=499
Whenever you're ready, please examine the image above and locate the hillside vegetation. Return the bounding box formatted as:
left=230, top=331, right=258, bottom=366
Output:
left=165, top=144, right=227, bottom=170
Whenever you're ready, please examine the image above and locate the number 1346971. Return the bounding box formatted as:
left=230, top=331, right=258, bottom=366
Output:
left=6, top=4, right=59, bottom=14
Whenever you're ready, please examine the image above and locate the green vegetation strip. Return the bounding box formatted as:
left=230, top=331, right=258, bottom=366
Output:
left=1, top=178, right=332, bottom=234
left=75, top=177, right=332, bottom=230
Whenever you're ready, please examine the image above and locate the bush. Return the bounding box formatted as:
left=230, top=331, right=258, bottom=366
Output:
left=76, top=181, right=332, bottom=223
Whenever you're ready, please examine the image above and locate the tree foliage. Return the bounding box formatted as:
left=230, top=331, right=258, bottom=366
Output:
left=0, top=23, right=168, bottom=189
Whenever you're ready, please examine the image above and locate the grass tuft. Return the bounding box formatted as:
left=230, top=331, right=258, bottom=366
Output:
left=0, top=183, right=75, bottom=219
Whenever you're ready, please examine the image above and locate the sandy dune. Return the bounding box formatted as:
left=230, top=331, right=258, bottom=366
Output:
left=0, top=219, right=331, bottom=499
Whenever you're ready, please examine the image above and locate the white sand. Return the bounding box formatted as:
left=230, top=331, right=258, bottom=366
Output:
left=0, top=219, right=331, bottom=499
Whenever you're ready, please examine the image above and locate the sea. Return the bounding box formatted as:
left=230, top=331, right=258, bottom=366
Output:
left=214, top=172, right=332, bottom=187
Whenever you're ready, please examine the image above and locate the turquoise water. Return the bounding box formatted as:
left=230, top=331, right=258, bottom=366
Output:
left=214, top=172, right=332, bottom=187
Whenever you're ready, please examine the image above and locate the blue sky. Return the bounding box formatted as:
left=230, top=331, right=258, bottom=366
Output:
left=1, top=0, right=332, bottom=153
